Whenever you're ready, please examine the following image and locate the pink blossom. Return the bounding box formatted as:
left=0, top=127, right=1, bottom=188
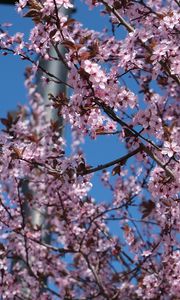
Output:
left=162, top=141, right=180, bottom=157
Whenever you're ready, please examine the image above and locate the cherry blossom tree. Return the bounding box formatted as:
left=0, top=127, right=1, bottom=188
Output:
left=0, top=0, right=180, bottom=299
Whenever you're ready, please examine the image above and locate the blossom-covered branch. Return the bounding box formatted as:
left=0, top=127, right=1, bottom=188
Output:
left=0, top=0, right=180, bottom=299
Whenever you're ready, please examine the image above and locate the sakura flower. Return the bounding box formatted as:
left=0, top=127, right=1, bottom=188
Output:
left=142, top=250, right=152, bottom=257
left=83, top=59, right=107, bottom=89
left=57, top=0, right=73, bottom=9
left=44, top=0, right=73, bottom=10
left=16, top=0, right=28, bottom=13
left=162, top=141, right=180, bottom=158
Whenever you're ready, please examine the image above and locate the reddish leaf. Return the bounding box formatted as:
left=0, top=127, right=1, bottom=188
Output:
left=112, top=165, right=121, bottom=176
left=140, top=200, right=155, bottom=219
left=63, top=18, right=76, bottom=27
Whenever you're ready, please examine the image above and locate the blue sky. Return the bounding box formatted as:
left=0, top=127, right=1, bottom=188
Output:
left=0, top=4, right=32, bottom=119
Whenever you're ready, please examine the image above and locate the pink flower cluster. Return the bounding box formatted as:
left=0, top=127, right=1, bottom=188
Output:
left=83, top=59, right=107, bottom=90
left=0, top=0, right=180, bottom=298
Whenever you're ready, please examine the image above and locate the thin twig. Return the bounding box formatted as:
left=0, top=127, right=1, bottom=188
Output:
left=0, top=198, right=13, bottom=219
left=80, top=252, right=110, bottom=299
left=101, top=0, right=134, bottom=33
left=140, top=143, right=175, bottom=179
left=94, top=97, right=161, bottom=150
left=0, top=47, right=72, bottom=88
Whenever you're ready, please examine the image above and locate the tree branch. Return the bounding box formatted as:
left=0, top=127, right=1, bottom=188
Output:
left=94, top=97, right=161, bottom=150
left=80, top=146, right=141, bottom=175
left=100, top=1, right=180, bottom=85
left=92, top=99, right=175, bottom=179
left=140, top=143, right=175, bottom=179
left=0, top=47, right=72, bottom=88
left=101, top=0, right=134, bottom=33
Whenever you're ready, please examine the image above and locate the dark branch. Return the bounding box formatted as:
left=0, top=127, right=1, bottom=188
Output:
left=80, top=146, right=141, bottom=175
